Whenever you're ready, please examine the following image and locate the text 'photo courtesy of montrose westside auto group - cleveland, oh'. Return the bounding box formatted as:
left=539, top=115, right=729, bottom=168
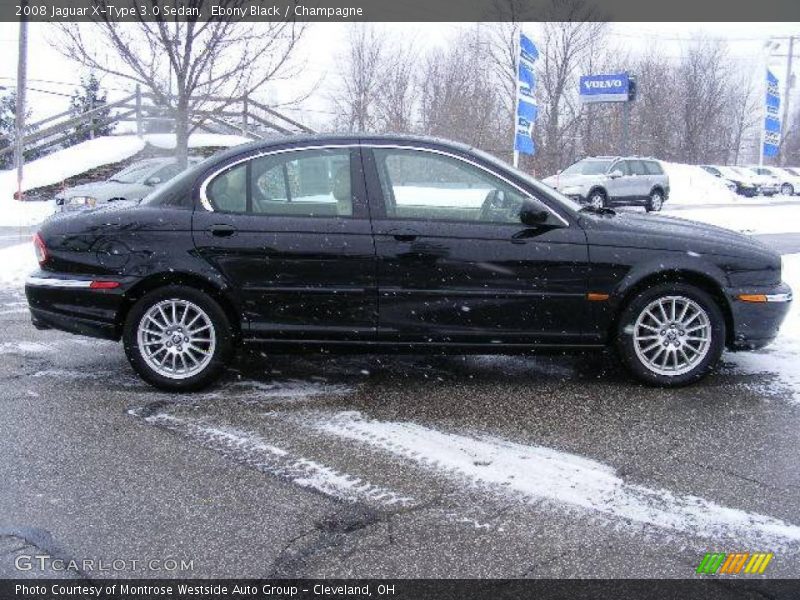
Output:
left=1, top=0, right=800, bottom=598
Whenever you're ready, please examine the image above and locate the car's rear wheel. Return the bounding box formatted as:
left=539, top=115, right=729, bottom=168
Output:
left=123, top=285, right=233, bottom=391
left=588, top=190, right=607, bottom=209
left=645, top=189, right=664, bottom=212
left=781, top=183, right=794, bottom=196
left=615, top=283, right=725, bottom=386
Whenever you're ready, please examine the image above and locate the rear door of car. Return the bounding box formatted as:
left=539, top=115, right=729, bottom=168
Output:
left=628, top=159, right=652, bottom=198
left=192, top=144, right=378, bottom=341
left=361, top=143, right=591, bottom=345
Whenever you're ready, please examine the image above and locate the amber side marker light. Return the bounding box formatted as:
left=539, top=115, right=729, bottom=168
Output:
left=737, top=294, right=768, bottom=303
left=587, top=292, right=610, bottom=301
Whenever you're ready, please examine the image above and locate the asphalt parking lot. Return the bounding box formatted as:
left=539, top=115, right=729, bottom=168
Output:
left=0, top=228, right=799, bottom=579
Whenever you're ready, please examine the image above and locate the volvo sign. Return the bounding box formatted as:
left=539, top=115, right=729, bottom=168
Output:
left=579, top=73, right=631, bottom=103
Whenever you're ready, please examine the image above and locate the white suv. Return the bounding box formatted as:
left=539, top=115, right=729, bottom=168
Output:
left=542, top=157, right=670, bottom=212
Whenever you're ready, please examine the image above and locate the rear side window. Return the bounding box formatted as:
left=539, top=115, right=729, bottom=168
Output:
left=629, top=160, right=648, bottom=176
left=643, top=161, right=664, bottom=175
left=205, top=148, right=353, bottom=217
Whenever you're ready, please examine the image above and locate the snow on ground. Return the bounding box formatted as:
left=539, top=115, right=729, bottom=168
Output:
left=0, top=133, right=250, bottom=226
left=662, top=203, right=800, bottom=235
left=725, top=253, right=800, bottom=402
left=314, top=410, right=800, bottom=548
left=137, top=410, right=415, bottom=507
left=0, top=241, right=36, bottom=290
left=659, top=161, right=737, bottom=206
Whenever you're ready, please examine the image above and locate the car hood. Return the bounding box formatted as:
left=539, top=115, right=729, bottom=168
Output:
left=541, top=174, right=604, bottom=189
left=582, top=211, right=775, bottom=260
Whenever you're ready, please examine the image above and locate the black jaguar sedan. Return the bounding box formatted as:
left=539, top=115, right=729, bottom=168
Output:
left=25, top=135, right=792, bottom=391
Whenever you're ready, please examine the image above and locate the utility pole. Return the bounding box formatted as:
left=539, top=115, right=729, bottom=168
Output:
left=14, top=0, right=28, bottom=200
left=780, top=35, right=795, bottom=165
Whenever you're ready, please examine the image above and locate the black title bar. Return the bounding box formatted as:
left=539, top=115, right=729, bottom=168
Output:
left=5, top=0, right=800, bottom=22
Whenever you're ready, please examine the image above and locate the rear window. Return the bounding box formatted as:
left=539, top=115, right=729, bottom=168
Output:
left=643, top=161, right=664, bottom=175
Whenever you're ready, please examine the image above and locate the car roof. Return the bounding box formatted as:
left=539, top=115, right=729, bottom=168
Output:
left=204, top=133, right=476, bottom=164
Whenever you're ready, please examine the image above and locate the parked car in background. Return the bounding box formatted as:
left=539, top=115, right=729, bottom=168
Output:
left=56, top=157, right=202, bottom=211
left=733, top=166, right=779, bottom=196
left=784, top=167, right=800, bottom=178
left=542, top=156, right=669, bottom=212
left=25, top=135, right=791, bottom=391
left=700, top=165, right=758, bottom=197
left=747, top=165, right=800, bottom=196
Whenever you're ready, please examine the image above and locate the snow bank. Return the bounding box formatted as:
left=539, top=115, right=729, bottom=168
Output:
left=316, top=411, right=800, bottom=547
left=663, top=203, right=800, bottom=235
left=144, top=133, right=251, bottom=150
left=0, top=242, right=36, bottom=291
left=660, top=161, right=737, bottom=206
left=0, top=133, right=250, bottom=226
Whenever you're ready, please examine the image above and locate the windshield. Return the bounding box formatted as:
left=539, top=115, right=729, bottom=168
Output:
left=560, top=159, right=614, bottom=176
left=716, top=166, right=742, bottom=179
left=109, top=161, right=160, bottom=184
left=786, top=167, right=800, bottom=177
left=472, top=148, right=581, bottom=213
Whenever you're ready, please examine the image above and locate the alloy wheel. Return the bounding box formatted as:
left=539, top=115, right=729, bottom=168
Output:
left=632, top=295, right=711, bottom=376
left=136, top=299, right=217, bottom=380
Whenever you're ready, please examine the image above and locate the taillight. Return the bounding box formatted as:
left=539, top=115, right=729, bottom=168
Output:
left=33, top=233, right=48, bottom=265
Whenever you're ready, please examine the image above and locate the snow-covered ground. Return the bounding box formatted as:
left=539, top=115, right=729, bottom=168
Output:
left=660, top=161, right=737, bottom=206
left=0, top=133, right=250, bottom=226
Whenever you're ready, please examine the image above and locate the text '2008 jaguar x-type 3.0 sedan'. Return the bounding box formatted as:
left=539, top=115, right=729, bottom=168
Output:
left=25, top=135, right=792, bottom=391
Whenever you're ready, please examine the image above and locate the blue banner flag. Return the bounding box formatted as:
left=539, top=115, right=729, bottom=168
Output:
left=763, top=69, right=781, bottom=158
left=514, top=32, right=539, bottom=157
left=520, top=33, right=539, bottom=64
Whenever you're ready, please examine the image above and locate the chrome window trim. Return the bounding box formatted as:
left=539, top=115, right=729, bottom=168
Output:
left=26, top=277, right=93, bottom=288
left=197, top=143, right=570, bottom=227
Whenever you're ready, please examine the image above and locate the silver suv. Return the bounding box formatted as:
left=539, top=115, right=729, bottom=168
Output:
left=542, top=156, right=670, bottom=212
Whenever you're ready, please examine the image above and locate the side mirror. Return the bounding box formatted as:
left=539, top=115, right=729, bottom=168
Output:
left=519, top=201, right=550, bottom=226
left=608, top=169, right=624, bottom=179
left=145, top=177, right=162, bottom=186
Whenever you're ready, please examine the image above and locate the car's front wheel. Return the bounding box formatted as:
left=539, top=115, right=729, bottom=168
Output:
left=588, top=190, right=607, bottom=209
left=616, top=283, right=725, bottom=386
left=645, top=189, right=664, bottom=212
left=123, top=285, right=233, bottom=391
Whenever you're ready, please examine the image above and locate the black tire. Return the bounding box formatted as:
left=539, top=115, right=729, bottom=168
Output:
left=645, top=188, right=664, bottom=212
left=588, top=189, right=607, bottom=209
left=781, top=183, right=794, bottom=196
left=123, top=285, right=234, bottom=392
left=615, top=282, right=725, bottom=387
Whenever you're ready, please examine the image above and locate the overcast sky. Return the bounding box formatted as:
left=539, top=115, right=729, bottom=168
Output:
left=1, top=21, right=798, bottom=128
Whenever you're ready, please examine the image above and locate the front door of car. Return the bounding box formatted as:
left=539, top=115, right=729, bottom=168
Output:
left=362, top=146, right=590, bottom=345
left=605, top=160, right=633, bottom=199
left=192, top=146, right=378, bottom=341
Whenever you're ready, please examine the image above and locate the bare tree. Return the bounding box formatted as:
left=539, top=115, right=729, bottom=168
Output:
left=55, top=1, right=305, bottom=167
left=330, top=25, right=386, bottom=133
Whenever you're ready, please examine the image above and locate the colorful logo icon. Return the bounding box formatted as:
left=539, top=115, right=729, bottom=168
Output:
left=696, top=552, right=773, bottom=575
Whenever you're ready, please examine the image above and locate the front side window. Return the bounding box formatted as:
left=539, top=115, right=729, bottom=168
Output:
left=372, top=148, right=534, bottom=224
left=205, top=148, right=353, bottom=217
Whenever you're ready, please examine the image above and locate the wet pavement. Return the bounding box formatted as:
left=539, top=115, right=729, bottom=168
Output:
left=0, top=228, right=798, bottom=579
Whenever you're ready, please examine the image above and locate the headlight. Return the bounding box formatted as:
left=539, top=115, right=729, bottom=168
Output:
left=559, top=185, right=584, bottom=196
left=66, top=196, right=97, bottom=207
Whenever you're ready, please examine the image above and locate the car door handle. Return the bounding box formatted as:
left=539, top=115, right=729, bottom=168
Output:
left=208, top=224, right=237, bottom=237
left=388, top=228, right=420, bottom=242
